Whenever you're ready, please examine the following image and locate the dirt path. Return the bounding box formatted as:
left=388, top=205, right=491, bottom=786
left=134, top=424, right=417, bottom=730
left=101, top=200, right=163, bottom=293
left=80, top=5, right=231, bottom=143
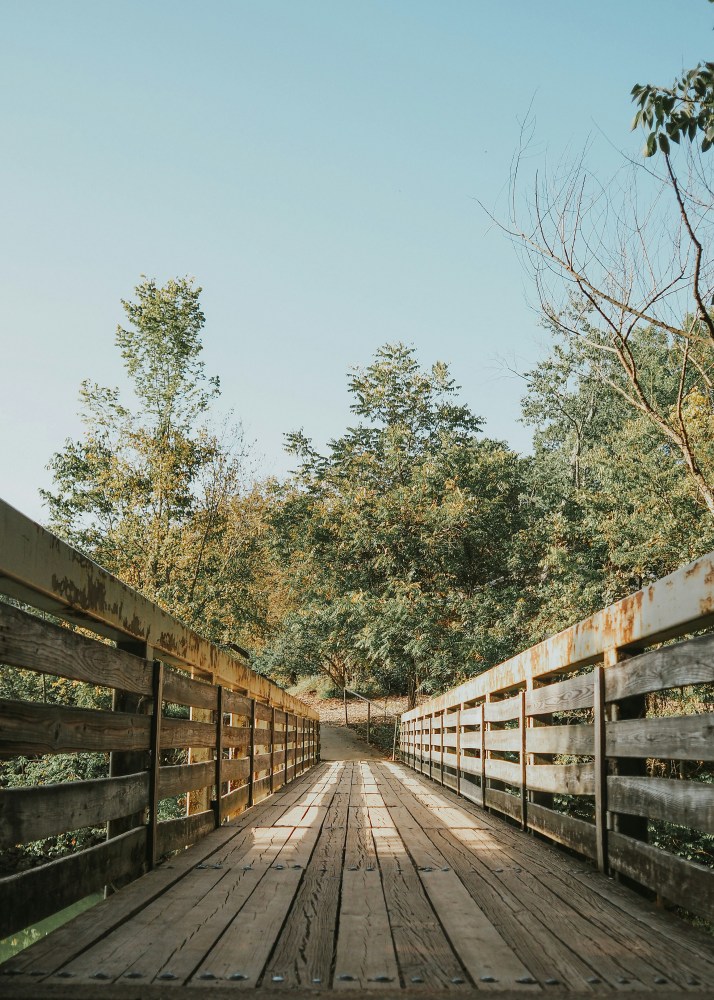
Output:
left=319, top=723, right=382, bottom=760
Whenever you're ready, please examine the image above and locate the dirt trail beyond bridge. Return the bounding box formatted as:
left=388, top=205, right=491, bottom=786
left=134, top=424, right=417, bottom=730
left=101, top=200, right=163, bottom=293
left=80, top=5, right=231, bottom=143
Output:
left=318, top=721, right=383, bottom=760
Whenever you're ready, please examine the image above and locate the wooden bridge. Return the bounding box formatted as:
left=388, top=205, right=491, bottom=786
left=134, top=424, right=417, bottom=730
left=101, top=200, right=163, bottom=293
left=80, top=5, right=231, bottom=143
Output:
left=0, top=498, right=713, bottom=997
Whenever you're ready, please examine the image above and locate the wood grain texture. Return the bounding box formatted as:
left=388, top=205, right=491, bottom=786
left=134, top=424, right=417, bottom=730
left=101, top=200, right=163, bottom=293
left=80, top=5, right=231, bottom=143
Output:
left=606, top=713, right=714, bottom=760
left=156, top=810, right=215, bottom=857
left=525, top=724, right=594, bottom=755
left=605, top=632, right=714, bottom=700
left=0, top=601, right=152, bottom=695
left=608, top=774, right=714, bottom=832
left=0, top=772, right=150, bottom=849
left=0, top=698, right=151, bottom=755
left=0, top=827, right=147, bottom=938
left=525, top=674, right=594, bottom=716
left=609, top=831, right=714, bottom=921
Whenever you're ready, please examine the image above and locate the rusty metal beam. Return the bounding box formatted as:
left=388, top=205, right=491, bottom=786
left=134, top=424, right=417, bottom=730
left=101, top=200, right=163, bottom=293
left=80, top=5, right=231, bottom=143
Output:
left=0, top=499, right=318, bottom=720
left=402, top=549, right=714, bottom=722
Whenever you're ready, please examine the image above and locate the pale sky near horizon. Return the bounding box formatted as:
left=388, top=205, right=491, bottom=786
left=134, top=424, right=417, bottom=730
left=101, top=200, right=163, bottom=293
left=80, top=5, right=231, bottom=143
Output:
left=1, top=0, right=710, bottom=522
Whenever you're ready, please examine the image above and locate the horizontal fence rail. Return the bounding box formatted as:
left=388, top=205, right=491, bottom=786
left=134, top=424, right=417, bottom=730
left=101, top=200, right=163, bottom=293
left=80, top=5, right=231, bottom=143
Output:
left=0, top=499, right=319, bottom=940
left=400, top=552, right=714, bottom=923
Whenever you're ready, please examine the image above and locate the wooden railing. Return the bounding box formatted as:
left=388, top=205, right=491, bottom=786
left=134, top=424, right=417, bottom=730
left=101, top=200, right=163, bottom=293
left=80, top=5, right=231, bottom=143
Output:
left=0, top=500, right=319, bottom=940
left=400, top=552, right=714, bottom=922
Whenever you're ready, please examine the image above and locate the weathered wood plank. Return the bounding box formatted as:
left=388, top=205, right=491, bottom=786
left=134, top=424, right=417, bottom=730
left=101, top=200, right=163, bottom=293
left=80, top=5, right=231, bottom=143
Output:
left=606, top=713, right=714, bottom=760
left=333, top=767, right=399, bottom=989
left=484, top=729, right=521, bottom=752
left=605, top=632, right=714, bottom=701
left=162, top=669, right=217, bottom=711
left=221, top=690, right=252, bottom=718
left=160, top=717, right=216, bottom=750
left=0, top=827, right=146, bottom=938
left=0, top=600, right=152, bottom=695
left=525, top=674, right=594, bottom=716
left=264, top=777, right=350, bottom=987
left=159, top=760, right=215, bottom=799
left=155, top=810, right=215, bottom=857
left=608, top=775, right=714, bottom=832
left=609, top=830, right=714, bottom=921
left=484, top=758, right=521, bottom=785
left=526, top=803, right=597, bottom=859
left=526, top=762, right=595, bottom=796
left=0, top=772, right=150, bottom=848
left=372, top=823, right=467, bottom=989
left=483, top=696, right=520, bottom=723
left=0, top=699, right=151, bottom=755
left=483, top=787, right=522, bottom=822
left=526, top=724, right=594, bottom=756
left=188, top=817, right=327, bottom=984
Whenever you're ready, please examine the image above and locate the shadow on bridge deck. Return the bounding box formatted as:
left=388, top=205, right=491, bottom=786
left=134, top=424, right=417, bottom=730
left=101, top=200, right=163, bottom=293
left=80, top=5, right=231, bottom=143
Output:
left=1, top=758, right=712, bottom=999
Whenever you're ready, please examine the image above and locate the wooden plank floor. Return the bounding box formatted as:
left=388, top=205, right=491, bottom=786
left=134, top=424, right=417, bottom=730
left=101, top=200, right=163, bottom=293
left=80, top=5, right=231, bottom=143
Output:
left=2, top=759, right=713, bottom=998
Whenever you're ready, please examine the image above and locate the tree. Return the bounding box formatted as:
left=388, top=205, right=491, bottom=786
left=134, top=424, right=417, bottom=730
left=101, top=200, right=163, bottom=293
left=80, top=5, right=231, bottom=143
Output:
left=42, top=277, right=260, bottom=645
left=260, top=344, right=529, bottom=706
left=496, top=71, right=714, bottom=514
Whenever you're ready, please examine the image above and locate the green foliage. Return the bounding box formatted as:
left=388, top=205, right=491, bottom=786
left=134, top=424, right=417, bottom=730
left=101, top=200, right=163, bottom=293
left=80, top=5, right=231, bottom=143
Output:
left=632, top=3, right=714, bottom=157
left=41, top=277, right=268, bottom=647
left=259, top=344, right=531, bottom=705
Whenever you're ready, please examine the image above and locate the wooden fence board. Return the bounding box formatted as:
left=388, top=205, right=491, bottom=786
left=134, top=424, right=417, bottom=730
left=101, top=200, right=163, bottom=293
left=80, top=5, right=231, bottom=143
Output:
left=526, top=762, right=595, bottom=796
left=605, top=632, right=714, bottom=701
left=162, top=669, right=217, bottom=711
left=156, top=809, right=215, bottom=857
left=0, top=601, right=152, bottom=696
left=160, top=717, right=216, bottom=749
left=0, top=699, right=151, bottom=755
left=159, top=760, right=216, bottom=798
left=526, top=724, right=594, bottom=756
left=483, top=696, right=520, bottom=723
left=606, top=714, right=714, bottom=760
left=608, top=830, right=714, bottom=921
left=608, top=775, right=714, bottom=832
left=0, top=827, right=146, bottom=938
left=525, top=674, right=594, bottom=715
left=0, top=772, right=149, bottom=848
left=526, top=802, right=597, bottom=859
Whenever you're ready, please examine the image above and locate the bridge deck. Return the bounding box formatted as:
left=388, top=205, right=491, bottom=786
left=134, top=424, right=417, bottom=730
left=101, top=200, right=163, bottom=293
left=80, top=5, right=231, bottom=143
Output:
left=2, top=759, right=713, bottom=999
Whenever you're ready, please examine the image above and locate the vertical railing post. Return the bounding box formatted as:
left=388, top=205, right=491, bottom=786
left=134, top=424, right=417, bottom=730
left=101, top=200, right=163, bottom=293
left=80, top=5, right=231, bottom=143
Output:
left=439, top=711, right=445, bottom=786
left=367, top=701, right=371, bottom=745
left=519, top=689, right=527, bottom=831
left=214, top=685, right=224, bottom=829
left=270, top=707, right=276, bottom=794
left=429, top=715, right=433, bottom=781
left=480, top=702, right=487, bottom=808
left=148, top=659, right=164, bottom=869
left=456, top=704, right=462, bottom=797
left=301, top=716, right=306, bottom=773
left=284, top=710, right=289, bottom=786
left=594, top=665, right=608, bottom=873
left=248, top=698, right=256, bottom=807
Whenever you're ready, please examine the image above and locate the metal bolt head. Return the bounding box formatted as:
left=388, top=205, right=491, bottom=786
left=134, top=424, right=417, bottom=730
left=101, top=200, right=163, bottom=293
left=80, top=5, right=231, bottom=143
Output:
left=544, top=978, right=560, bottom=985
left=271, top=974, right=284, bottom=982
left=654, top=977, right=667, bottom=985
left=199, top=972, right=216, bottom=980
left=338, top=974, right=355, bottom=981
left=516, top=976, right=537, bottom=984
left=92, top=972, right=111, bottom=980
left=228, top=972, right=248, bottom=981
left=480, top=974, right=497, bottom=982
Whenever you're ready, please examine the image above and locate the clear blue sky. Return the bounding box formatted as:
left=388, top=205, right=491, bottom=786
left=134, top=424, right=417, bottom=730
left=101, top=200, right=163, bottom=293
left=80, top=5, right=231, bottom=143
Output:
left=1, top=0, right=710, bottom=521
